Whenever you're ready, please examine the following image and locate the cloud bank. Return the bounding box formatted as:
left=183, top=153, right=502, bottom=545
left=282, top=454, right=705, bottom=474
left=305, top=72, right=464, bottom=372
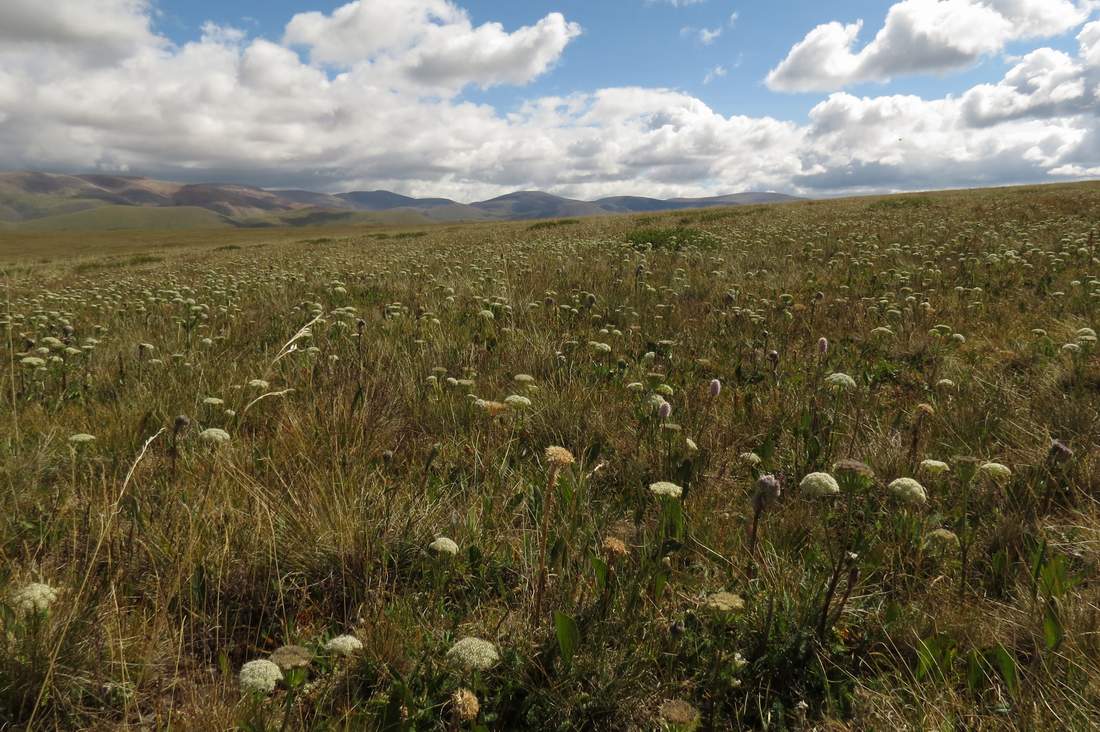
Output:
left=0, top=0, right=1098, bottom=199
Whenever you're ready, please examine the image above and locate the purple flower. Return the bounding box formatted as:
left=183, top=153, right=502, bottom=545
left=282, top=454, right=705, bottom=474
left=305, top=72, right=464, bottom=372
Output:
left=753, top=474, right=782, bottom=513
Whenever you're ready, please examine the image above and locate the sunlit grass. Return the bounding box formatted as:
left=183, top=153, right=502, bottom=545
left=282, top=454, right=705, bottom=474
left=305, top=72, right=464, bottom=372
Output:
left=2, top=183, right=1099, bottom=729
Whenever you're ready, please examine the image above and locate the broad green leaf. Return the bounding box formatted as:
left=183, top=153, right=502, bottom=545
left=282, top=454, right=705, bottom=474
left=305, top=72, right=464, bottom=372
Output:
left=554, top=611, right=580, bottom=667
left=1043, top=603, right=1064, bottom=651
left=988, top=644, right=1018, bottom=695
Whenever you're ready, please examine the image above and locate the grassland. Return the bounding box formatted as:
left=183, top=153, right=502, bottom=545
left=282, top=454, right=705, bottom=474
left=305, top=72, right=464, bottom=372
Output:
left=1, top=182, right=1099, bottom=730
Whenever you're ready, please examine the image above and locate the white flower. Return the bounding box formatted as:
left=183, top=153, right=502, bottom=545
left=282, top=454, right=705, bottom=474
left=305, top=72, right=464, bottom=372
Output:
left=11, top=582, right=58, bottom=613
left=203, top=397, right=224, bottom=406
left=199, top=428, right=231, bottom=444
left=324, top=634, right=363, bottom=657
left=20, top=356, right=45, bottom=368
left=887, top=477, right=927, bottom=506
left=739, top=452, right=762, bottom=466
left=447, top=637, right=500, bottom=671
left=68, top=433, right=96, bottom=445
left=824, top=372, right=856, bottom=391
left=504, top=395, right=532, bottom=409
left=799, top=472, right=839, bottom=498
left=588, top=341, right=612, bottom=354
left=240, top=659, right=282, bottom=694
left=923, top=528, right=960, bottom=553
left=979, top=462, right=1012, bottom=482
left=703, top=591, right=745, bottom=613
left=919, top=459, right=950, bottom=476
left=649, top=481, right=683, bottom=499
left=248, top=379, right=270, bottom=389
left=429, top=537, right=459, bottom=556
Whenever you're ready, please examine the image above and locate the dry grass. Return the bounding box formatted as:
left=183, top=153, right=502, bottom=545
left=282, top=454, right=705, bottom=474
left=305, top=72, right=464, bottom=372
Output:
left=2, top=183, right=1100, bottom=730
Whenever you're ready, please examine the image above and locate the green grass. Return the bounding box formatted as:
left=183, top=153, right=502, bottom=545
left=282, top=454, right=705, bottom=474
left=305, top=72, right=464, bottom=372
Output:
left=1, top=182, right=1099, bottom=730
left=16, top=204, right=234, bottom=231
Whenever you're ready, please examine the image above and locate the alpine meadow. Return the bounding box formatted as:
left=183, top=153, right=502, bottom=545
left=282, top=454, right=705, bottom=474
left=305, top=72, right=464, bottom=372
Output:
left=2, top=183, right=1100, bottom=729
left=6, top=0, right=1100, bottom=729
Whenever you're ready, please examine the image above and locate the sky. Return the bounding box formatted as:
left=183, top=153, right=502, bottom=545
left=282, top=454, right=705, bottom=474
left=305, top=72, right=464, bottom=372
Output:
left=0, top=0, right=1098, bottom=201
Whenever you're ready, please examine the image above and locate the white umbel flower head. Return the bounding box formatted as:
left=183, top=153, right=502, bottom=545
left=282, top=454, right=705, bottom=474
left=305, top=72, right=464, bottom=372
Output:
left=11, top=582, right=58, bottom=614
left=447, top=636, right=500, bottom=671
left=199, top=428, right=231, bottom=444
left=324, top=634, right=363, bottom=657
left=979, top=462, right=1012, bottom=482
left=887, top=477, right=928, bottom=506
left=919, top=459, right=950, bottom=476
left=504, top=394, right=532, bottom=409
left=68, top=433, right=96, bottom=445
left=824, top=372, right=857, bottom=391
left=429, top=537, right=459, bottom=556
left=923, top=528, right=960, bottom=553
left=799, top=472, right=840, bottom=498
left=703, top=591, right=745, bottom=613
left=239, top=659, right=283, bottom=695
left=649, top=481, right=683, bottom=499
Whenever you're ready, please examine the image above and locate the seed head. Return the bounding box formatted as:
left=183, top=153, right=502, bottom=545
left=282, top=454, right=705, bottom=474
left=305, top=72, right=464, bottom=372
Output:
left=269, top=645, right=313, bottom=670
left=545, top=446, right=575, bottom=466
left=659, top=699, right=700, bottom=730
left=451, top=688, right=480, bottom=722
left=601, top=536, right=629, bottom=559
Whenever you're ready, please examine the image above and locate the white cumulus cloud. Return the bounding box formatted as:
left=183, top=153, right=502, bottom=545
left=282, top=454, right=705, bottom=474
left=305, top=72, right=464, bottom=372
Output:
left=0, top=0, right=1098, bottom=199
left=767, top=0, right=1093, bottom=92
left=283, top=0, right=580, bottom=92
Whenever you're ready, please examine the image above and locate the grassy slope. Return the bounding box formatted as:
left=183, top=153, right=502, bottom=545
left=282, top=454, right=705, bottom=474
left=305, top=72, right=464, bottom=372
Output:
left=16, top=204, right=234, bottom=231
left=1, top=182, right=1099, bottom=729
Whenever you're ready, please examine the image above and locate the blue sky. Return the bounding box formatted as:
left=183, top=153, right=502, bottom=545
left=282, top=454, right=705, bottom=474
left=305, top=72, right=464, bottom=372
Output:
left=0, top=0, right=1097, bottom=199
left=155, top=0, right=1015, bottom=120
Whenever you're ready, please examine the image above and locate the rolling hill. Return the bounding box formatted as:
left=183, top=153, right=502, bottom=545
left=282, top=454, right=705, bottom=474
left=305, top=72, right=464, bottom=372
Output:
left=0, top=171, right=804, bottom=230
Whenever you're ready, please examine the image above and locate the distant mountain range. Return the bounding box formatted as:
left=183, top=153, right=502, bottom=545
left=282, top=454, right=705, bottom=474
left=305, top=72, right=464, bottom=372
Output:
left=0, top=171, right=804, bottom=230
